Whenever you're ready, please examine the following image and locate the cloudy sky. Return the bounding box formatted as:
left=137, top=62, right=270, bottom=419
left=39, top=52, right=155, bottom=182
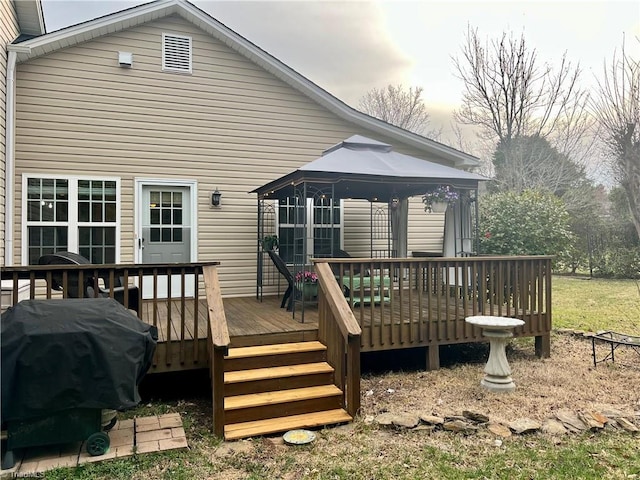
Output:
left=41, top=0, right=639, bottom=145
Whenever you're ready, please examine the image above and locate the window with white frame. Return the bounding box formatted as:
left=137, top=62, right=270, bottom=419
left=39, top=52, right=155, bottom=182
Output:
left=162, top=33, right=192, bottom=73
left=277, top=196, right=342, bottom=264
left=25, top=176, right=119, bottom=265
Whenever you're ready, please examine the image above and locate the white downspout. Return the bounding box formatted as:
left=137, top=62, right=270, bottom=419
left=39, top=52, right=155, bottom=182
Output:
left=4, top=50, right=17, bottom=266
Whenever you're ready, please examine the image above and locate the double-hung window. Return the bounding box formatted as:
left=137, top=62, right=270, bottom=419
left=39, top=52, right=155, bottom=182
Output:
left=277, top=196, right=342, bottom=264
left=25, top=176, right=120, bottom=265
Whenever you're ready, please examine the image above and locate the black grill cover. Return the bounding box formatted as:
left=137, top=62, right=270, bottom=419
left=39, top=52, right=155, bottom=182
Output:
left=1, top=298, right=157, bottom=421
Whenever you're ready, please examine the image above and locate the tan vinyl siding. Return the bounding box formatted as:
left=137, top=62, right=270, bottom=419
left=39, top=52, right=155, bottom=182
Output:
left=343, top=198, right=444, bottom=257
left=1, top=0, right=20, bottom=266
left=407, top=197, right=445, bottom=253
left=13, top=15, right=458, bottom=295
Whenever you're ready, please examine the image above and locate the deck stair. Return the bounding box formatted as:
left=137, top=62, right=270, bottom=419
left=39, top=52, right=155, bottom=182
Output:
left=223, top=340, right=353, bottom=440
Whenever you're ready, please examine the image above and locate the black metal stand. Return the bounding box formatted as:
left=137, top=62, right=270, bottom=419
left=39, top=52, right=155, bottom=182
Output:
left=591, top=331, right=640, bottom=367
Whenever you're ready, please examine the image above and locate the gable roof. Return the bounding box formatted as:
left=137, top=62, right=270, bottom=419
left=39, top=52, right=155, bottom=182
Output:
left=252, top=135, right=486, bottom=201
left=8, top=0, right=478, bottom=168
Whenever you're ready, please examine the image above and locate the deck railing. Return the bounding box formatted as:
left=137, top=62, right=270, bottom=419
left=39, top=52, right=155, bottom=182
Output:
left=203, top=265, right=230, bottom=438
left=1, top=261, right=219, bottom=369
left=316, top=255, right=552, bottom=366
left=315, top=262, right=361, bottom=416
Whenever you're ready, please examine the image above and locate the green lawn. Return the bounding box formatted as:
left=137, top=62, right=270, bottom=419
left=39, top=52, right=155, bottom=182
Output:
left=552, top=276, right=640, bottom=335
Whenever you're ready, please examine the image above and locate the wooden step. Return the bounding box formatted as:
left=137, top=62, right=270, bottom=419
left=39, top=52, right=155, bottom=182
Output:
left=224, top=385, right=343, bottom=424
left=224, top=362, right=335, bottom=396
left=225, top=408, right=353, bottom=440
left=224, top=341, right=327, bottom=371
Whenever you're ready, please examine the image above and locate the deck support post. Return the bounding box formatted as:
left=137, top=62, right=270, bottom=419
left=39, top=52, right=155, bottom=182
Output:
left=535, top=334, right=550, bottom=358
left=425, top=345, right=440, bottom=371
left=211, top=346, right=226, bottom=439
left=346, top=335, right=361, bottom=416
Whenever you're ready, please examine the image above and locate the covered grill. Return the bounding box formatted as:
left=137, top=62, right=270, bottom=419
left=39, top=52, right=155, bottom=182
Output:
left=1, top=298, right=157, bottom=467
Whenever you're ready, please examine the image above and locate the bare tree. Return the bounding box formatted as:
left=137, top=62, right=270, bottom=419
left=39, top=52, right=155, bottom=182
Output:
left=591, top=39, right=640, bottom=239
left=358, top=84, right=441, bottom=138
left=453, top=27, right=593, bottom=191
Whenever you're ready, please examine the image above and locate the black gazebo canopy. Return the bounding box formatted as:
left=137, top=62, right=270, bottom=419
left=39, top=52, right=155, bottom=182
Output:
left=251, top=135, right=485, bottom=202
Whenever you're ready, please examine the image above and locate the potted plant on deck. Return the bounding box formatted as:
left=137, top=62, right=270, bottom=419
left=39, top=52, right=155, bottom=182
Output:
left=294, top=270, right=318, bottom=301
left=422, top=185, right=459, bottom=213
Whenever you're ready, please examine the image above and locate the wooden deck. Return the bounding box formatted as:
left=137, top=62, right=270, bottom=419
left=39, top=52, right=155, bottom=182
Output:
left=2, top=256, right=552, bottom=375
left=143, top=286, right=548, bottom=372
left=144, top=295, right=318, bottom=373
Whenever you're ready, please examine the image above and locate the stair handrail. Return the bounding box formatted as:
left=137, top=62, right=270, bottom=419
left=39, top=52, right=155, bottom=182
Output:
left=314, top=261, right=361, bottom=416
left=203, top=265, right=230, bottom=438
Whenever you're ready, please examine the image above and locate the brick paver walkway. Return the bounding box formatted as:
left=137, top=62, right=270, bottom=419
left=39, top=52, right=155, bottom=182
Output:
left=1, top=413, right=188, bottom=477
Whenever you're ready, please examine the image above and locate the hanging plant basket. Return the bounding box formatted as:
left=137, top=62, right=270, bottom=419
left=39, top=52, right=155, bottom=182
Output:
left=422, top=185, right=459, bottom=214
left=430, top=201, right=448, bottom=214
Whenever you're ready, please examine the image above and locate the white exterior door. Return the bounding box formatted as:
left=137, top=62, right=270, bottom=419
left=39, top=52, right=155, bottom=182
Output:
left=137, top=181, right=196, bottom=298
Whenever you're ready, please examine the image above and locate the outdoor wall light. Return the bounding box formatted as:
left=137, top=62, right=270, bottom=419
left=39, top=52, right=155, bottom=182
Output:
left=211, top=188, right=222, bottom=207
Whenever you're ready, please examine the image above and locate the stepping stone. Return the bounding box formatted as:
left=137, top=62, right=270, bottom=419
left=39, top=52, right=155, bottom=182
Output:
left=555, top=410, right=587, bottom=433
left=541, top=419, right=567, bottom=435
left=509, top=418, right=541, bottom=434
left=419, top=414, right=444, bottom=426
left=463, top=411, right=490, bottom=423
left=487, top=422, right=512, bottom=437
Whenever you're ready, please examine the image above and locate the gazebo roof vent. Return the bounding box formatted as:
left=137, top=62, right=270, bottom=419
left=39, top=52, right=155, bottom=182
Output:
left=323, top=135, right=392, bottom=155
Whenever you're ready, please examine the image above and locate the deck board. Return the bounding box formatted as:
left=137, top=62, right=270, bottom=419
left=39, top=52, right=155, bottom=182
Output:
left=141, top=295, right=318, bottom=345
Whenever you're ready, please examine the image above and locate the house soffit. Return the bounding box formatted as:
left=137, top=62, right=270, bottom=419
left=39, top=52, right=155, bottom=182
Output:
left=9, top=0, right=478, bottom=168
left=14, top=0, right=46, bottom=36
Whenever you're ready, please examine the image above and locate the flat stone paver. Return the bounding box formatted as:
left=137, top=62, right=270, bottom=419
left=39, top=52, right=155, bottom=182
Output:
left=0, top=414, right=187, bottom=478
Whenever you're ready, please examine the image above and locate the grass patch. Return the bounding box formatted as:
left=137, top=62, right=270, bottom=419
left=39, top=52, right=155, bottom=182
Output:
left=552, top=276, right=640, bottom=334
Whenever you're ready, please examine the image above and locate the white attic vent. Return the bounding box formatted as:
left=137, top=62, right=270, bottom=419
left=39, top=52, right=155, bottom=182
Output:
left=162, top=33, right=192, bottom=73
left=118, top=51, right=133, bottom=67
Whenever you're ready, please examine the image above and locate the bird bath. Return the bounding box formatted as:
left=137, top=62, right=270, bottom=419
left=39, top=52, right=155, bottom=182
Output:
left=465, top=316, right=525, bottom=392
